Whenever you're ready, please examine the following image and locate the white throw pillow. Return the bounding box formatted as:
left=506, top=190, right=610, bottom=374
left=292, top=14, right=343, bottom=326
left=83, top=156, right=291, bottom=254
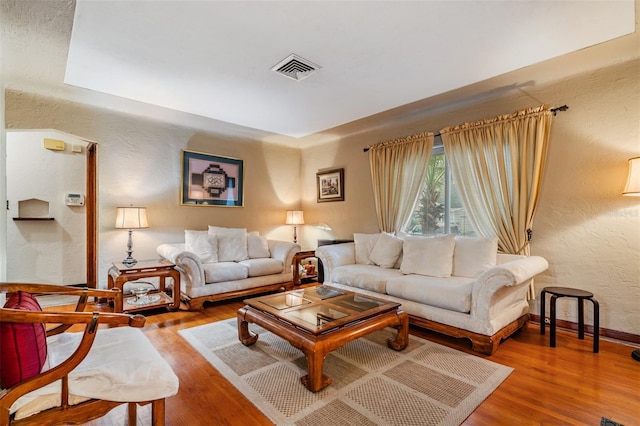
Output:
left=368, top=232, right=403, bottom=268
left=208, top=226, right=248, bottom=262
left=353, top=233, right=380, bottom=265
left=247, top=231, right=270, bottom=259
left=453, top=236, right=498, bottom=278
left=400, top=234, right=455, bottom=277
left=184, top=230, right=218, bottom=263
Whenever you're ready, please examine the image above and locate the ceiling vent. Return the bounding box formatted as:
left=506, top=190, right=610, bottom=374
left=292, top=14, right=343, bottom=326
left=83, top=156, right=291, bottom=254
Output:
left=271, top=54, right=321, bottom=81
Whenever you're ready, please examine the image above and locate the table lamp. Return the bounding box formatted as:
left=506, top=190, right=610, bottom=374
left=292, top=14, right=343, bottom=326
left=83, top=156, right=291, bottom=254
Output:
left=115, top=206, right=149, bottom=267
left=285, top=210, right=304, bottom=244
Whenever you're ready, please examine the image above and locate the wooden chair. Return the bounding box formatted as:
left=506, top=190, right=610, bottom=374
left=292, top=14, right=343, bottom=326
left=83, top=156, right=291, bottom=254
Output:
left=0, top=283, right=179, bottom=426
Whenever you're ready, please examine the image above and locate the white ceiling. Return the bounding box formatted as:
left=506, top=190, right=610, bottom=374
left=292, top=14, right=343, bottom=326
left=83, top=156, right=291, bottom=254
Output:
left=64, top=0, right=636, bottom=139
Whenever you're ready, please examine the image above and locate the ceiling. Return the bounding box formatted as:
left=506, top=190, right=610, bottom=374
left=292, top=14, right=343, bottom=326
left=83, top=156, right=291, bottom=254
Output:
left=63, top=0, right=636, bottom=140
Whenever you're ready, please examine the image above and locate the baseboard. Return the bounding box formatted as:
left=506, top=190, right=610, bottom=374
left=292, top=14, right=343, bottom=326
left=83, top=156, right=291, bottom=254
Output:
left=530, top=314, right=640, bottom=344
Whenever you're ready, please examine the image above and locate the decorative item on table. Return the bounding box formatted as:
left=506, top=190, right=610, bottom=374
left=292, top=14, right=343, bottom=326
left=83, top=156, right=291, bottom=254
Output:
left=285, top=210, right=304, bottom=243
left=114, top=206, right=149, bottom=267
left=127, top=281, right=161, bottom=306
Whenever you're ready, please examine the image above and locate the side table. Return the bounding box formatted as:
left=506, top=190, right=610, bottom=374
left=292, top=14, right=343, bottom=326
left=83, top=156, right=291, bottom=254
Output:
left=107, top=259, right=180, bottom=313
left=292, top=250, right=318, bottom=286
left=540, top=286, right=599, bottom=353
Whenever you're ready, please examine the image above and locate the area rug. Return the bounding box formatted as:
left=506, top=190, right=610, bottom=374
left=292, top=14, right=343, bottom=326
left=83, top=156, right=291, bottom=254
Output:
left=179, top=319, right=513, bottom=426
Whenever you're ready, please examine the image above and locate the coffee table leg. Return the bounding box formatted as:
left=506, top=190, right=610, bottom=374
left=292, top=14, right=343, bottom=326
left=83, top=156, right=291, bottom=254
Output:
left=237, top=306, right=258, bottom=346
left=388, top=310, right=409, bottom=351
left=300, top=346, right=332, bottom=393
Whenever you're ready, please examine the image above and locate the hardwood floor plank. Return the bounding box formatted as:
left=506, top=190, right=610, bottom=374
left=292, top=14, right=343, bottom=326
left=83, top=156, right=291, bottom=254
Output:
left=50, top=299, right=638, bottom=425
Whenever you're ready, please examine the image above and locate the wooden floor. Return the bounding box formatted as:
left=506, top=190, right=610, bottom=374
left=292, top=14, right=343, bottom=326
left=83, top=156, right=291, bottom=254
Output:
left=79, top=298, right=639, bottom=426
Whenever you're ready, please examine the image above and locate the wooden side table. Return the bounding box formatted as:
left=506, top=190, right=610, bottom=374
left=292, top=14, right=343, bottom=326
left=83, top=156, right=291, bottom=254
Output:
left=292, top=250, right=318, bottom=286
left=107, top=259, right=180, bottom=313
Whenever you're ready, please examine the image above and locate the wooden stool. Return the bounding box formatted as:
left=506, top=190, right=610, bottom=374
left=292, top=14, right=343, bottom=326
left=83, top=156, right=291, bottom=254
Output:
left=540, top=286, right=599, bottom=353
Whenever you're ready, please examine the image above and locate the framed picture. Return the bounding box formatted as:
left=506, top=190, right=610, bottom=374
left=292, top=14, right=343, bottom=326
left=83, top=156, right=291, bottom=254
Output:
left=181, top=150, right=244, bottom=206
left=316, top=168, right=344, bottom=202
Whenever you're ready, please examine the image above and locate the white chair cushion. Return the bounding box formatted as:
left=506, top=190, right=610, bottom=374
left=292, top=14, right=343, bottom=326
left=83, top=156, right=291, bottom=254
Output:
left=239, top=258, right=283, bottom=277
left=185, top=230, right=218, bottom=263
left=202, top=262, right=249, bottom=283
left=353, top=233, right=380, bottom=265
left=11, top=327, right=179, bottom=419
left=386, top=274, right=475, bottom=313
left=400, top=234, right=455, bottom=277
left=208, top=226, right=248, bottom=262
left=453, top=236, right=498, bottom=278
left=247, top=231, right=271, bottom=259
left=368, top=232, right=403, bottom=268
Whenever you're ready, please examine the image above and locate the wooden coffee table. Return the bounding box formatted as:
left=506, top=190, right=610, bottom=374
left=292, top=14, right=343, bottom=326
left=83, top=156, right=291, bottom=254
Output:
left=237, top=286, right=408, bottom=392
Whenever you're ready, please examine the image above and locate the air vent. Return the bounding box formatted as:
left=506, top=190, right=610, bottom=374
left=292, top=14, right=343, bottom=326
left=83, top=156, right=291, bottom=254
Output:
left=271, top=54, right=321, bottom=81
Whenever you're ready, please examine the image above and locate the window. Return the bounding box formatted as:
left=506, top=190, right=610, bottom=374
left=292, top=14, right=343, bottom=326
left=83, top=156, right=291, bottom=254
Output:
left=404, top=144, right=476, bottom=237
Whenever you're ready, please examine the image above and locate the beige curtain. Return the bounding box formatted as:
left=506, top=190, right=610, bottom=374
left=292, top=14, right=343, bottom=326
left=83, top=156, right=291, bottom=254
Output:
left=368, top=132, right=434, bottom=233
left=440, top=105, right=552, bottom=298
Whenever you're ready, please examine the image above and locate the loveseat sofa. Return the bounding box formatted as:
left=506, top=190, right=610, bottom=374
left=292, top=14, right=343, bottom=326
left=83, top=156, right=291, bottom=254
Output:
left=157, top=227, right=300, bottom=310
left=315, top=233, right=548, bottom=355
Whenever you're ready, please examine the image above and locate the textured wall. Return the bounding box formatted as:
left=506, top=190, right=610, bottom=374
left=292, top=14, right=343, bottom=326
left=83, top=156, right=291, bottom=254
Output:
left=4, top=91, right=302, bottom=287
left=299, top=59, right=640, bottom=336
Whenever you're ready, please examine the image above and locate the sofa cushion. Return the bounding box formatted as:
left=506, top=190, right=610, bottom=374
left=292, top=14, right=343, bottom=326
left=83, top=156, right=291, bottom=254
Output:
left=453, top=236, right=498, bottom=278
left=353, top=233, right=379, bottom=265
left=368, top=232, right=403, bottom=268
left=400, top=234, right=455, bottom=277
left=332, top=264, right=404, bottom=293
left=0, top=291, right=48, bottom=389
left=202, top=262, right=249, bottom=283
left=239, top=258, right=283, bottom=277
left=185, top=230, right=218, bottom=263
left=386, top=274, right=475, bottom=313
left=247, top=232, right=270, bottom=259
left=208, top=226, right=248, bottom=262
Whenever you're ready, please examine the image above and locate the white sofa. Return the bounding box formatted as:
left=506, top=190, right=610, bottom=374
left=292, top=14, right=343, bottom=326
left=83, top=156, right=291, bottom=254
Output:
left=157, top=227, right=300, bottom=310
left=315, top=233, right=549, bottom=355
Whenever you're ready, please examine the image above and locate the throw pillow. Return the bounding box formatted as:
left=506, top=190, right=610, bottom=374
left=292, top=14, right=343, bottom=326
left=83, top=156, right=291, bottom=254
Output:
left=0, top=291, right=48, bottom=389
left=368, top=232, right=403, bottom=268
left=185, top=230, right=218, bottom=263
left=247, top=231, right=270, bottom=259
left=400, top=234, right=456, bottom=277
left=208, top=226, right=248, bottom=262
left=353, top=233, right=380, bottom=265
left=453, top=236, right=498, bottom=278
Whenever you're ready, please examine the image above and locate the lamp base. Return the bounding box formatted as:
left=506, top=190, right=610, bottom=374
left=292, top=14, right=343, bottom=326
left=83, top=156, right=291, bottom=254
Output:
left=122, top=257, right=138, bottom=268
left=632, top=349, right=640, bottom=362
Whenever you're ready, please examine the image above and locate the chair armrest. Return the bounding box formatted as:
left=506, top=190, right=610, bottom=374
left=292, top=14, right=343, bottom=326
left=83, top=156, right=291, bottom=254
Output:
left=315, top=243, right=356, bottom=283
left=267, top=240, right=301, bottom=273
left=471, top=256, right=549, bottom=320
left=157, top=243, right=206, bottom=290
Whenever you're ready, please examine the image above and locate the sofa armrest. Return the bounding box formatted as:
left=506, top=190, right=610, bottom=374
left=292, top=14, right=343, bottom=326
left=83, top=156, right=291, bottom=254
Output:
left=471, top=255, right=549, bottom=320
left=157, top=243, right=206, bottom=290
left=267, top=240, right=301, bottom=273
left=315, top=243, right=356, bottom=283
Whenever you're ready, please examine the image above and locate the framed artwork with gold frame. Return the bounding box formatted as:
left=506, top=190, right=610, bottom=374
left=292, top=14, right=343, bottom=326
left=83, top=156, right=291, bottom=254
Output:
left=316, top=168, right=344, bottom=202
left=181, top=150, right=244, bottom=206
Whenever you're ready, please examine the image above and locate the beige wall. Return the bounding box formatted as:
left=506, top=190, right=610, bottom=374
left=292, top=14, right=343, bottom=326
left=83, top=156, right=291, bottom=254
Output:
left=5, top=91, right=302, bottom=287
left=298, top=58, right=640, bottom=336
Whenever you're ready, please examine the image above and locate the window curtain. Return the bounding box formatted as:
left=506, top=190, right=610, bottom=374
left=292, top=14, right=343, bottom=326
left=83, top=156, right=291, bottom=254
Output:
left=440, top=105, right=552, bottom=298
left=368, top=132, right=434, bottom=233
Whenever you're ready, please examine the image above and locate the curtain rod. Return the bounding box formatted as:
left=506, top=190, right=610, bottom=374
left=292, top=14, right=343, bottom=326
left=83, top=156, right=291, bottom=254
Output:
left=363, top=105, right=569, bottom=152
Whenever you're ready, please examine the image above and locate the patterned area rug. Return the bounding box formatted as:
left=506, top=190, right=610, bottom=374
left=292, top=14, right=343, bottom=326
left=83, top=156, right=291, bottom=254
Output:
left=179, top=319, right=513, bottom=426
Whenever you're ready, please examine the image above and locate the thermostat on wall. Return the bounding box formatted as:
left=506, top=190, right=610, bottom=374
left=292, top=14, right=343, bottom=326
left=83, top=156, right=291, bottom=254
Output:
left=65, top=193, right=85, bottom=206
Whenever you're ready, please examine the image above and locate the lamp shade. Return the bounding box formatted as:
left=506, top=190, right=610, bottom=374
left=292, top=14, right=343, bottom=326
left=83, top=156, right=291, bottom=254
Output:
left=623, top=157, right=640, bottom=196
left=285, top=210, right=305, bottom=225
left=115, top=207, right=149, bottom=229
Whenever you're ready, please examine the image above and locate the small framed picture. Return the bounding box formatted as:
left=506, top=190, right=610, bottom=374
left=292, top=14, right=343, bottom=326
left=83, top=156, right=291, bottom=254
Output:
left=316, top=168, right=344, bottom=203
left=181, top=150, right=244, bottom=207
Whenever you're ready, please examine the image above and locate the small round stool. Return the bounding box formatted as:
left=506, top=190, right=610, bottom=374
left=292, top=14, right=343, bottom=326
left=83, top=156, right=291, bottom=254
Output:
left=540, top=286, right=599, bottom=353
